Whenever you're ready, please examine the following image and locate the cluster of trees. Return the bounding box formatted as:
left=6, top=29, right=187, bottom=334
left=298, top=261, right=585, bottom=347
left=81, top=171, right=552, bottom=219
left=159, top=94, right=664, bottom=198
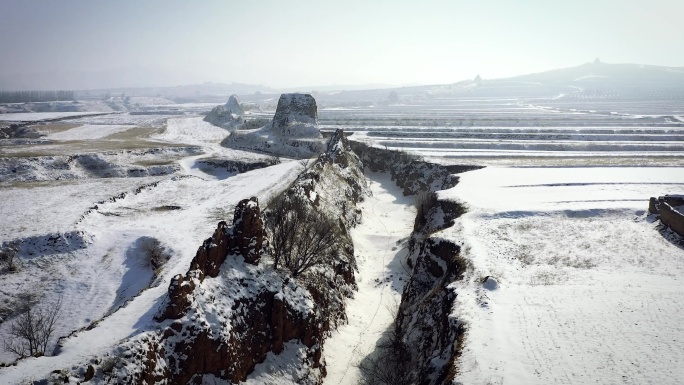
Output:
left=0, top=90, right=75, bottom=103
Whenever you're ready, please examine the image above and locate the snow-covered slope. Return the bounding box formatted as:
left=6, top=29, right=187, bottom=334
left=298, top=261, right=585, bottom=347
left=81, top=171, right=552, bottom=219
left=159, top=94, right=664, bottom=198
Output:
left=0, top=161, right=304, bottom=383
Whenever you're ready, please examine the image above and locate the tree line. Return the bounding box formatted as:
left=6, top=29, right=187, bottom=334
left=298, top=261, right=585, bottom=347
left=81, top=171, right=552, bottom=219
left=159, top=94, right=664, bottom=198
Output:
left=0, top=90, right=75, bottom=103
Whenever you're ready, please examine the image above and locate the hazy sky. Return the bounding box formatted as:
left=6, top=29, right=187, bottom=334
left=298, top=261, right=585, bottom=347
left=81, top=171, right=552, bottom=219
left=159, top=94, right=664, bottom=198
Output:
left=1, top=0, right=683, bottom=89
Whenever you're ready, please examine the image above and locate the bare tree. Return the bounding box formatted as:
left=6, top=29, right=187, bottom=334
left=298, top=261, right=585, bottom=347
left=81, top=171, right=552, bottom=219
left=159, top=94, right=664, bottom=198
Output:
left=4, top=296, right=62, bottom=358
left=265, top=198, right=339, bottom=277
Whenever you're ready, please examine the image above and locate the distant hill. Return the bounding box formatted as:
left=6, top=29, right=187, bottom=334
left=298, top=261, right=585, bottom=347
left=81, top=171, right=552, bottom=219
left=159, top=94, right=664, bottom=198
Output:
left=508, top=60, right=684, bottom=87
left=4, top=61, right=682, bottom=103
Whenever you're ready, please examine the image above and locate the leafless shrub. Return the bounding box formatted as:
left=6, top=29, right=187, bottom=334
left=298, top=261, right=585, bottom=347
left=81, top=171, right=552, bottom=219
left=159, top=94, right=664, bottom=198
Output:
left=357, top=326, right=414, bottom=385
left=267, top=155, right=281, bottom=166
left=529, top=269, right=567, bottom=286
left=207, top=205, right=234, bottom=223
left=0, top=241, right=20, bottom=273
left=265, top=197, right=340, bottom=277
left=3, top=296, right=62, bottom=358
left=101, top=356, right=118, bottom=374
left=515, top=245, right=535, bottom=266
left=413, top=191, right=436, bottom=231
left=140, top=237, right=169, bottom=275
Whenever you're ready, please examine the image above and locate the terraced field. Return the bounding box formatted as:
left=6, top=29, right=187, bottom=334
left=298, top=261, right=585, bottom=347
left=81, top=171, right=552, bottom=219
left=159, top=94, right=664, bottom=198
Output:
left=319, top=95, right=684, bottom=166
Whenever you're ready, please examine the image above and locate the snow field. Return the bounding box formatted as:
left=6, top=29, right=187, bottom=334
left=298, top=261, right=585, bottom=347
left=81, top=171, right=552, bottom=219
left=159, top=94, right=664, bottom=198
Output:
left=318, top=96, right=684, bottom=164
left=323, top=171, right=416, bottom=385
left=47, top=124, right=136, bottom=140
left=441, top=167, right=684, bottom=385
left=0, top=112, right=107, bottom=123
left=150, top=116, right=229, bottom=146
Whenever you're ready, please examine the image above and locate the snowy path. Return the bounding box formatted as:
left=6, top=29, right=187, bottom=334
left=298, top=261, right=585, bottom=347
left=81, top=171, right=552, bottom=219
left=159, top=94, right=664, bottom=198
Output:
left=153, top=116, right=272, bottom=180
left=323, top=172, right=415, bottom=385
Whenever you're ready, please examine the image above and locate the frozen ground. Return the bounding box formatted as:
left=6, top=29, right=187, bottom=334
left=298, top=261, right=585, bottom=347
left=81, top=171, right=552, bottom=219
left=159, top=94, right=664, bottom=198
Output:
left=324, top=171, right=415, bottom=385
left=441, top=167, right=684, bottom=385
left=47, top=124, right=136, bottom=140
left=0, top=112, right=107, bottom=123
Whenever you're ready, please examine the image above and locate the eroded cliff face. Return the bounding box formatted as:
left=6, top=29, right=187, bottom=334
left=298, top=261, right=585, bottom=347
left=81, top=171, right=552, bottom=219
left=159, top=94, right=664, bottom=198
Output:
left=81, top=129, right=366, bottom=385
left=348, top=141, right=476, bottom=385
left=348, top=141, right=481, bottom=196
left=397, top=227, right=468, bottom=384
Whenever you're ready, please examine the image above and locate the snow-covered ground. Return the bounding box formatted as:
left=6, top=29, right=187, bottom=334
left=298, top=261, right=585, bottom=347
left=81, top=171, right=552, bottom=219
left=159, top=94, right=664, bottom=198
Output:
left=0, top=112, right=106, bottom=122
left=442, top=167, right=684, bottom=385
left=2, top=93, right=684, bottom=384
left=150, top=116, right=273, bottom=179
left=320, top=97, right=684, bottom=166
left=324, top=171, right=415, bottom=385
left=47, top=124, right=136, bottom=140
left=0, top=161, right=302, bottom=384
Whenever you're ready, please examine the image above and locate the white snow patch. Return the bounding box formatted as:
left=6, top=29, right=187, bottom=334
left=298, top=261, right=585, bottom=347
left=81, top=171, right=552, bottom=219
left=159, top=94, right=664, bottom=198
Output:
left=47, top=124, right=136, bottom=140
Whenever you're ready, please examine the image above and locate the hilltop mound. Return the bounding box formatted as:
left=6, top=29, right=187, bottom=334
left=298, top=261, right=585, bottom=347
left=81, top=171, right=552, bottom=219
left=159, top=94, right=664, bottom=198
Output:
left=222, top=93, right=324, bottom=158
left=203, top=94, right=245, bottom=129
left=271, top=93, right=320, bottom=138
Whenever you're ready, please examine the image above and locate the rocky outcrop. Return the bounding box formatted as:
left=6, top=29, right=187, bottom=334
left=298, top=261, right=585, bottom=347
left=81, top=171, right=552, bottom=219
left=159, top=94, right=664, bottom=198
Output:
left=271, top=93, right=320, bottom=138
left=126, top=196, right=325, bottom=384
left=0, top=124, right=42, bottom=139
left=204, top=94, right=245, bottom=129
left=263, top=129, right=366, bottom=327
left=224, top=94, right=244, bottom=114
left=650, top=195, right=684, bottom=237
left=349, top=140, right=482, bottom=195
left=413, top=192, right=466, bottom=235
left=222, top=93, right=325, bottom=158
left=232, top=197, right=265, bottom=265
left=157, top=197, right=264, bottom=320
left=396, top=235, right=467, bottom=385
left=81, top=130, right=367, bottom=385
left=388, top=188, right=470, bottom=384
left=196, top=157, right=277, bottom=176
